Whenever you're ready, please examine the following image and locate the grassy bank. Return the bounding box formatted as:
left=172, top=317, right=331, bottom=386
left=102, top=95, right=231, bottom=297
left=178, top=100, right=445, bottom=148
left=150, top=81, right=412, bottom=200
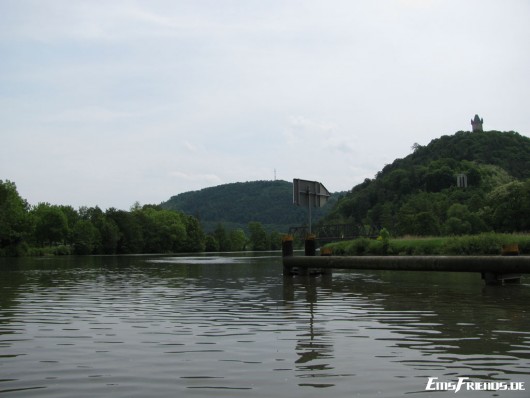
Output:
left=324, top=233, right=530, bottom=256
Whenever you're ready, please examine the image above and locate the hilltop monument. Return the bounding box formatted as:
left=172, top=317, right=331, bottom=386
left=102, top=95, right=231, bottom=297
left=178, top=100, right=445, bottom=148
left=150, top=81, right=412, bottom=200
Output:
left=471, top=114, right=483, bottom=132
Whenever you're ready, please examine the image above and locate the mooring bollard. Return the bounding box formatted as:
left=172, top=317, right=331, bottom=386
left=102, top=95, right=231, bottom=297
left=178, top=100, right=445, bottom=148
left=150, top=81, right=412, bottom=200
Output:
left=305, top=234, right=316, bottom=256
left=282, top=235, right=293, bottom=257
left=282, top=235, right=294, bottom=276
left=502, top=244, right=519, bottom=256
left=320, top=247, right=333, bottom=256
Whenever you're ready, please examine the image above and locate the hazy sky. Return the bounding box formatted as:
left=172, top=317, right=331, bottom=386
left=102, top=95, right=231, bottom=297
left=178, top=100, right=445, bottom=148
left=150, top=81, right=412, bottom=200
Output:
left=1, top=0, right=529, bottom=210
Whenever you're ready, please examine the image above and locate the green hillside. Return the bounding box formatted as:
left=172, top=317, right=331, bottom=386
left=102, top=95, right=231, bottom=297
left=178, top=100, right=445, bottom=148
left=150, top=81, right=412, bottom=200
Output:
left=323, top=130, right=530, bottom=236
left=161, top=180, right=338, bottom=233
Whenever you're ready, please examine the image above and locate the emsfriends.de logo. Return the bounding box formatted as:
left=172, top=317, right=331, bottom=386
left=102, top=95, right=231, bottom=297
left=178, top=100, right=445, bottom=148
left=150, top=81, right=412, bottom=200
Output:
left=425, top=377, right=525, bottom=393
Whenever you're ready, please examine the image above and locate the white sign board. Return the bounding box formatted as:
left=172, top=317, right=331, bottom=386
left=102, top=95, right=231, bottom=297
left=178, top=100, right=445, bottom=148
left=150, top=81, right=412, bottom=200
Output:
left=293, top=179, right=330, bottom=208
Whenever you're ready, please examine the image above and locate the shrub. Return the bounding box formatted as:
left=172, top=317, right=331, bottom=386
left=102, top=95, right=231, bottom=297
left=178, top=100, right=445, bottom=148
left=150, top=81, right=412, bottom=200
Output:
left=443, top=234, right=501, bottom=255
left=350, top=238, right=371, bottom=255
left=324, top=233, right=530, bottom=256
left=54, top=245, right=73, bottom=256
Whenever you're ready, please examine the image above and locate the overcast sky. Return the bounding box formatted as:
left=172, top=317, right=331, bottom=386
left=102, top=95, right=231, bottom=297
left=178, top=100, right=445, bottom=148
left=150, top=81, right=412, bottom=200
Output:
left=1, top=0, right=529, bottom=210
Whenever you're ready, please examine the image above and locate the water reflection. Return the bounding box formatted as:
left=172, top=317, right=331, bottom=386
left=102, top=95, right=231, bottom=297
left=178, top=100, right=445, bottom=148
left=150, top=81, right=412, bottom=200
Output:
left=284, top=269, right=530, bottom=393
left=0, top=255, right=529, bottom=397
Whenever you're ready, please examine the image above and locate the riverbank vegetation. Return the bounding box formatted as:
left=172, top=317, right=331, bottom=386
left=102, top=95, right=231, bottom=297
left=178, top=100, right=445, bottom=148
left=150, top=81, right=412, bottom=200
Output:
left=0, top=180, right=281, bottom=256
left=325, top=233, right=530, bottom=256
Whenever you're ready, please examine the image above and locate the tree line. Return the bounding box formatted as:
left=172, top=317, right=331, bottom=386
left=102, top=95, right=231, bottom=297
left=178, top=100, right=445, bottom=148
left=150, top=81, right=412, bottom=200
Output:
left=0, top=180, right=282, bottom=257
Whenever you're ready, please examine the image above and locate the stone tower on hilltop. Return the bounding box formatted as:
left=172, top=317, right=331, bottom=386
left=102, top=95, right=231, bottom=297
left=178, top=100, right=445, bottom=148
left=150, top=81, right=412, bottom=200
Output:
left=471, top=114, right=483, bottom=132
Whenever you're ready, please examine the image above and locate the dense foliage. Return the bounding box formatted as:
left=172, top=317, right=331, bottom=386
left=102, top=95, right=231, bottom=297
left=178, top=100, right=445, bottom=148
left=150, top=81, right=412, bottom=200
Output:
left=324, top=131, right=530, bottom=236
left=0, top=181, right=282, bottom=256
left=160, top=180, right=338, bottom=233
left=326, top=233, right=530, bottom=256
left=0, top=180, right=33, bottom=255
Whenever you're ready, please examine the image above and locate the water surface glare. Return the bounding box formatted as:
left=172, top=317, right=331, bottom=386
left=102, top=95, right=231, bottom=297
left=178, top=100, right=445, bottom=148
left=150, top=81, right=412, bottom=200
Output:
left=1, top=253, right=529, bottom=397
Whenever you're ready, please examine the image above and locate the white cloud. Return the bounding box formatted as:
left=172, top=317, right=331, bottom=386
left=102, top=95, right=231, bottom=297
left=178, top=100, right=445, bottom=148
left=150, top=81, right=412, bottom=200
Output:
left=284, top=115, right=356, bottom=156
left=45, top=106, right=134, bottom=123
left=169, top=171, right=222, bottom=185
left=1, top=0, right=529, bottom=208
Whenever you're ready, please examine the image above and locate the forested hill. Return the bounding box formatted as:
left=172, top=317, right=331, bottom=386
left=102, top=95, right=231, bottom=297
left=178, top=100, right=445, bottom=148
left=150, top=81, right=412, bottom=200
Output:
left=161, top=180, right=338, bottom=233
left=324, top=130, right=530, bottom=236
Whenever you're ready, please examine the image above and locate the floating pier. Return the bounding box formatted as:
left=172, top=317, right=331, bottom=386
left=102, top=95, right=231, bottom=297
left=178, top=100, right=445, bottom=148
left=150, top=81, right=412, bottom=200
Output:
left=282, top=255, right=530, bottom=285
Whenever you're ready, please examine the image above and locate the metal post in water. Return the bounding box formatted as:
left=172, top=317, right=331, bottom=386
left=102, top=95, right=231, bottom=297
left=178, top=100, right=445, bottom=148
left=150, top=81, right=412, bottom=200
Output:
left=282, top=235, right=294, bottom=276
left=282, top=235, right=293, bottom=257
left=306, top=185, right=312, bottom=235
left=305, top=235, right=316, bottom=256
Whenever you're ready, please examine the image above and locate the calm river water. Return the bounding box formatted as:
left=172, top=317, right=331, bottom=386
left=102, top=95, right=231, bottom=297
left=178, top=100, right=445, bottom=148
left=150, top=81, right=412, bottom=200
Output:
left=1, top=253, right=529, bottom=397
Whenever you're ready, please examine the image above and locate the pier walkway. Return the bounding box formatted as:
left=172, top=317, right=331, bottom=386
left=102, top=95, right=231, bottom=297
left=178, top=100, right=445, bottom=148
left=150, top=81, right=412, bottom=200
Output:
left=282, top=255, right=530, bottom=285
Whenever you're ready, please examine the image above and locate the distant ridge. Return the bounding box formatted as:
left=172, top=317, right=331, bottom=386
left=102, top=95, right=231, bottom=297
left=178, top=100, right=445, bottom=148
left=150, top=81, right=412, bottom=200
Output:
left=160, top=180, right=339, bottom=233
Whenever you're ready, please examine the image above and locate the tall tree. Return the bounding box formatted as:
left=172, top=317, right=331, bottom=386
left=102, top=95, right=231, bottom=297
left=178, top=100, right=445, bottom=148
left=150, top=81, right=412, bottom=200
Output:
left=0, top=180, right=32, bottom=255
left=214, top=224, right=230, bottom=251
left=72, top=220, right=100, bottom=255
left=106, top=208, right=143, bottom=253
left=182, top=215, right=205, bottom=252
left=229, top=229, right=247, bottom=251
left=32, top=203, right=69, bottom=246
left=489, top=179, right=530, bottom=232
left=248, top=221, right=269, bottom=251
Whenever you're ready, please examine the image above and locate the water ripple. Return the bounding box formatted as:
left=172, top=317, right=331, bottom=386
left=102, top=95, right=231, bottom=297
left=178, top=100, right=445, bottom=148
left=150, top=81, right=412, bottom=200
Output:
left=1, top=256, right=529, bottom=397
